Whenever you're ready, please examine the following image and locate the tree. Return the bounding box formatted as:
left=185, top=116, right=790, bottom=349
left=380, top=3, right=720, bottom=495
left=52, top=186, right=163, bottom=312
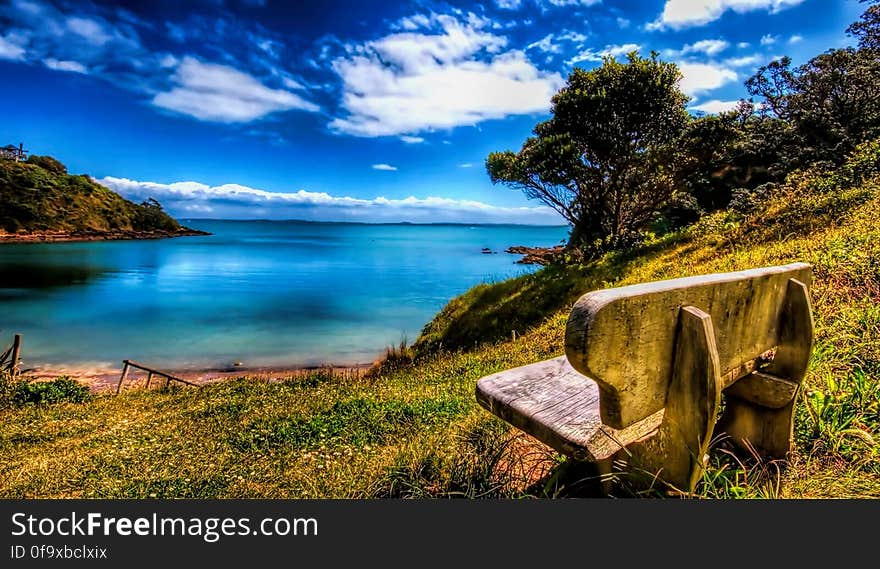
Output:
left=486, top=53, right=689, bottom=249
left=747, top=1, right=880, bottom=166
left=675, top=102, right=800, bottom=212
left=847, top=0, right=880, bottom=51
left=673, top=106, right=747, bottom=212
left=132, top=198, right=179, bottom=232
left=140, top=198, right=164, bottom=211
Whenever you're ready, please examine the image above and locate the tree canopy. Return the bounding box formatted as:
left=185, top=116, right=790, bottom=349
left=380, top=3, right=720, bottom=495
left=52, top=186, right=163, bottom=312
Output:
left=487, top=3, right=880, bottom=257
left=487, top=53, right=689, bottom=250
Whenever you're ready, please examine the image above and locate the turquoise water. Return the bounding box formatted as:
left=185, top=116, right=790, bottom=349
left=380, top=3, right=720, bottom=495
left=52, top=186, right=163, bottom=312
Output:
left=0, top=221, right=568, bottom=369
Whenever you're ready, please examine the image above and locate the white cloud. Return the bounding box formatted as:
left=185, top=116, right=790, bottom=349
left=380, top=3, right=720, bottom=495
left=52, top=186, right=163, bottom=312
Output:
left=329, top=13, right=563, bottom=137
left=43, top=58, right=87, bottom=73
left=459, top=162, right=475, bottom=168
left=159, top=54, right=178, bottom=68
left=761, top=34, right=778, bottom=45
left=152, top=56, right=319, bottom=123
left=544, top=0, right=602, bottom=6
left=497, top=0, right=601, bottom=7
left=398, top=14, right=434, bottom=30
left=567, top=43, right=640, bottom=65
left=649, top=0, right=805, bottom=30
left=690, top=99, right=740, bottom=114
left=617, top=17, right=631, bottom=28
left=65, top=16, right=113, bottom=45
left=281, top=76, right=305, bottom=90
left=559, top=31, right=588, bottom=43
left=677, top=62, right=738, bottom=96
left=788, top=34, right=803, bottom=44
left=97, top=176, right=562, bottom=224
left=12, top=0, right=43, bottom=16
left=668, top=39, right=730, bottom=57
left=399, top=136, right=425, bottom=144
left=1, top=1, right=157, bottom=88
left=0, top=34, right=27, bottom=60
left=5, top=1, right=322, bottom=128
left=737, top=41, right=751, bottom=48
left=527, top=30, right=587, bottom=54
left=724, top=54, right=762, bottom=67
left=372, top=164, right=398, bottom=171
left=527, top=33, right=560, bottom=53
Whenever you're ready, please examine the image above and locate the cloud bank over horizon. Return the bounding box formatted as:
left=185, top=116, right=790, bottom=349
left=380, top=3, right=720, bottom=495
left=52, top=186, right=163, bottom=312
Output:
left=98, top=176, right=565, bottom=225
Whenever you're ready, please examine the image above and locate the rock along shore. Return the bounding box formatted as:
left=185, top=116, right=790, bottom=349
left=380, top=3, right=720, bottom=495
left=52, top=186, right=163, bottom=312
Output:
left=505, top=245, right=565, bottom=265
left=0, top=228, right=211, bottom=244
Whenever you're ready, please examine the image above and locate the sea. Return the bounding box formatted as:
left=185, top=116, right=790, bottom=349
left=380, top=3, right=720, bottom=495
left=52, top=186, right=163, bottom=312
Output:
left=0, top=220, right=568, bottom=370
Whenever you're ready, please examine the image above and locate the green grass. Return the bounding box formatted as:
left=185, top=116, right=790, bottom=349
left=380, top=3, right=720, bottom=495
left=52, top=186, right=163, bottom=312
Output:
left=1, top=151, right=879, bottom=498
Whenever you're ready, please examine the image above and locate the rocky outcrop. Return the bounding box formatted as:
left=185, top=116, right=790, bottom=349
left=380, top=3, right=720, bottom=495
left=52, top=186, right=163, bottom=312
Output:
left=505, top=245, right=566, bottom=265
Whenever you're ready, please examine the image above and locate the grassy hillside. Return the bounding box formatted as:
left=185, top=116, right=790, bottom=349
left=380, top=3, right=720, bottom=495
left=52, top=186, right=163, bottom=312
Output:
left=0, top=145, right=878, bottom=498
left=0, top=157, right=186, bottom=235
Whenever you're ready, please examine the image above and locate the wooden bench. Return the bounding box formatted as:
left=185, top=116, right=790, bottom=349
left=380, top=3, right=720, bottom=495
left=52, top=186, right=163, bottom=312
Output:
left=476, top=263, right=814, bottom=492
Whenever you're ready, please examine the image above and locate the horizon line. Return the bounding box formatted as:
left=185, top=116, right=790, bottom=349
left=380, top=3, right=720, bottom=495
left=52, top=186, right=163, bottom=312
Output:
left=181, top=218, right=571, bottom=228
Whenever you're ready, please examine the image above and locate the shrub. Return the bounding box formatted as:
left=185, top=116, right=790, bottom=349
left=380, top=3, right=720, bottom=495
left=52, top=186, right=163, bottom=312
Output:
left=26, top=155, right=67, bottom=174
left=12, top=377, right=91, bottom=406
left=366, top=338, right=415, bottom=378
left=729, top=182, right=779, bottom=215
left=838, top=138, right=880, bottom=187
left=0, top=370, right=18, bottom=408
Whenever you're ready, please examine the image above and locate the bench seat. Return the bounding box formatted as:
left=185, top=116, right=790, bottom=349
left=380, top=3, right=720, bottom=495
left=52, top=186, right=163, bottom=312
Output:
left=476, top=356, right=664, bottom=462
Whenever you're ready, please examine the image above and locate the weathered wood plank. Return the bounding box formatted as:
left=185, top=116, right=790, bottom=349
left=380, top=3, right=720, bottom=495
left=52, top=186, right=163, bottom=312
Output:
left=565, top=263, right=812, bottom=429
left=719, top=349, right=776, bottom=388
left=726, top=371, right=798, bottom=409
left=627, top=306, right=723, bottom=493
left=761, top=278, right=814, bottom=384
left=476, top=357, right=663, bottom=461
left=718, top=278, right=814, bottom=457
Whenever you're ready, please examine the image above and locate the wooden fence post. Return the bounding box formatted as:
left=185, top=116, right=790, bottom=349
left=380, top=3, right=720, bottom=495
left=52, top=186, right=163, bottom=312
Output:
left=117, top=361, right=130, bottom=395
left=10, top=334, right=21, bottom=376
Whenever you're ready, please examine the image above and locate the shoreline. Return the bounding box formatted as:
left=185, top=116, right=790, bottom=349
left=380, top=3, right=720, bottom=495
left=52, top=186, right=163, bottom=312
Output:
left=0, top=228, right=210, bottom=244
left=25, top=362, right=374, bottom=392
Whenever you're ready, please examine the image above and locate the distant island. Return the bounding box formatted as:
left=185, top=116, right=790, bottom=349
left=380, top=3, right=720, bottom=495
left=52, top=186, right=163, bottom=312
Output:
left=0, top=151, right=206, bottom=243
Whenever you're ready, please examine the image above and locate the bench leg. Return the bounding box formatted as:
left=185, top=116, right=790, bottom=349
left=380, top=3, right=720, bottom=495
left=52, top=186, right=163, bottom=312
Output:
left=718, top=396, right=797, bottom=458
left=718, top=278, right=813, bottom=459
left=627, top=306, right=723, bottom=494
left=597, top=457, right=614, bottom=496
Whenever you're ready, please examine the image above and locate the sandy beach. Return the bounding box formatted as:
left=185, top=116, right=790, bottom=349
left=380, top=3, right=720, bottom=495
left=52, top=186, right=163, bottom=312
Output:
left=23, top=362, right=374, bottom=392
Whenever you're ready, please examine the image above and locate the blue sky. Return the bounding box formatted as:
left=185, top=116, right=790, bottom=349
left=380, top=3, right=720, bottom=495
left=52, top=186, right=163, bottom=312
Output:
left=0, top=0, right=864, bottom=223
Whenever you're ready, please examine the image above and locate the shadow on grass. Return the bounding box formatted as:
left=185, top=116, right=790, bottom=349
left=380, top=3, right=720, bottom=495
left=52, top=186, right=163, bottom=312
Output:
left=414, top=233, right=690, bottom=356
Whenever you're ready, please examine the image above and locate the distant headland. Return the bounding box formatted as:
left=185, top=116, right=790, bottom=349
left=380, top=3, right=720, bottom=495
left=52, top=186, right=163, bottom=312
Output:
left=0, top=147, right=207, bottom=243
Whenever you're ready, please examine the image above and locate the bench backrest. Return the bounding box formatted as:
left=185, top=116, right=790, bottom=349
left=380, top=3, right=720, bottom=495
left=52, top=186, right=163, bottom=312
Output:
left=564, top=263, right=813, bottom=429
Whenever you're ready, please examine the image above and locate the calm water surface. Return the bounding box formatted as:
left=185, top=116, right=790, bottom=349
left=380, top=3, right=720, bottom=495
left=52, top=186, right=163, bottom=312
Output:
left=0, top=221, right=568, bottom=369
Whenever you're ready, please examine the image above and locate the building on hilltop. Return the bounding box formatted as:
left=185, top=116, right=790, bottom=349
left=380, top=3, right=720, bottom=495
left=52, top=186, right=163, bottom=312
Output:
left=0, top=143, right=28, bottom=162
